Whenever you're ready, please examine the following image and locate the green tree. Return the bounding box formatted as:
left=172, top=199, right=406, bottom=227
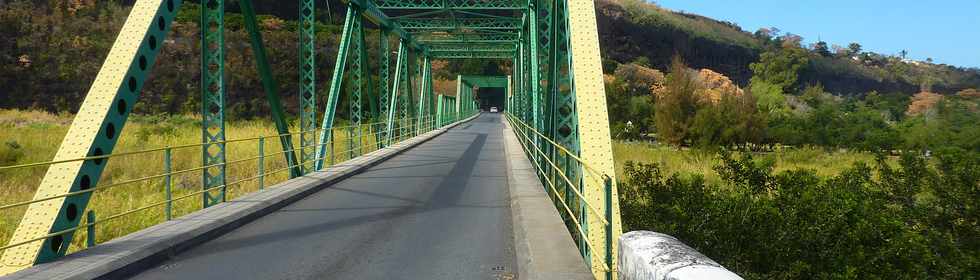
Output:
left=749, top=46, right=809, bottom=94
left=690, top=90, right=765, bottom=148
left=813, top=41, right=831, bottom=57
left=847, top=42, right=862, bottom=55
left=655, top=55, right=700, bottom=146
left=750, top=80, right=786, bottom=114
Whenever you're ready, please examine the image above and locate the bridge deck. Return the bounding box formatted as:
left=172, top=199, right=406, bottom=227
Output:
left=131, top=114, right=516, bottom=279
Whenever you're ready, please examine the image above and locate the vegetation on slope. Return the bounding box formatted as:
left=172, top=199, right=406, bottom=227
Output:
left=596, top=0, right=980, bottom=95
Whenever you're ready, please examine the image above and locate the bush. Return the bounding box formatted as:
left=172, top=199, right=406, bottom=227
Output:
left=0, top=140, right=23, bottom=165
left=619, top=151, right=979, bottom=279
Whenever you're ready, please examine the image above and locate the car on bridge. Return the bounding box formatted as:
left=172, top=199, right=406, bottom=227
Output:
left=490, top=107, right=499, bottom=113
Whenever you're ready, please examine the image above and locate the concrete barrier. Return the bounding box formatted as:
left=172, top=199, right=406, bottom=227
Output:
left=618, top=231, right=742, bottom=280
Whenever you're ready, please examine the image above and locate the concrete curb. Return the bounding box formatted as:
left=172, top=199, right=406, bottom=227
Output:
left=501, top=119, right=593, bottom=280
left=2, top=115, right=480, bottom=280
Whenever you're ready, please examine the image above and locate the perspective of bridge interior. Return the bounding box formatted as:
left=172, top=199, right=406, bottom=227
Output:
left=0, top=0, right=627, bottom=279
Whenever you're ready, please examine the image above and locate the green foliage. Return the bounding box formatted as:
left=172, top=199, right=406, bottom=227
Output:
left=749, top=46, right=809, bottom=93
left=847, top=43, right=862, bottom=55
left=864, top=91, right=911, bottom=122
left=898, top=97, right=980, bottom=152
left=606, top=65, right=657, bottom=140
left=0, top=1, right=365, bottom=119
left=619, top=151, right=980, bottom=279
left=615, top=0, right=760, bottom=50
left=749, top=80, right=787, bottom=114
left=689, top=92, right=765, bottom=148
left=813, top=41, right=831, bottom=57
left=654, top=56, right=700, bottom=145
left=0, top=140, right=24, bottom=166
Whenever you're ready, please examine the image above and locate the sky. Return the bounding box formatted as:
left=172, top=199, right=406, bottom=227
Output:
left=654, top=0, right=980, bottom=68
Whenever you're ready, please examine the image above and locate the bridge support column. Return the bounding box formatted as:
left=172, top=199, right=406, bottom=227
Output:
left=385, top=40, right=408, bottom=146
left=416, top=56, right=432, bottom=134
left=201, top=0, right=227, bottom=208
left=299, top=0, right=317, bottom=174
left=378, top=29, right=391, bottom=148
left=349, top=9, right=367, bottom=159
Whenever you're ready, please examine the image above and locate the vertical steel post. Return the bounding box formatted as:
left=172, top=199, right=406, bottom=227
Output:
left=258, top=138, right=265, bottom=190
left=85, top=211, right=95, bottom=248
left=329, top=131, right=335, bottom=166
left=385, top=40, right=406, bottom=146
left=299, top=0, right=317, bottom=174
left=436, top=94, right=444, bottom=127
left=604, top=175, right=613, bottom=280
left=164, top=147, right=172, bottom=221
left=378, top=29, right=391, bottom=148
left=349, top=9, right=365, bottom=159
left=528, top=5, right=542, bottom=170
left=415, top=56, right=430, bottom=135
left=202, top=0, right=227, bottom=208
left=347, top=126, right=355, bottom=159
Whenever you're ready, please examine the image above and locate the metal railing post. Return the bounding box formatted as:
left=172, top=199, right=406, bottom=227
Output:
left=258, top=138, right=265, bottom=190
left=329, top=129, right=335, bottom=166
left=86, top=210, right=96, bottom=248
left=164, top=147, right=172, bottom=221
left=347, top=126, right=355, bottom=159
left=604, top=175, right=614, bottom=280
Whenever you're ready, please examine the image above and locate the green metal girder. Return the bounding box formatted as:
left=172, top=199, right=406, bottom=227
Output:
left=427, top=44, right=517, bottom=52
left=460, top=75, right=509, bottom=88
left=385, top=39, right=408, bottom=145
left=315, top=6, right=356, bottom=170
left=241, top=0, right=302, bottom=179
left=415, top=55, right=431, bottom=132
left=403, top=47, right=416, bottom=137
left=429, top=51, right=513, bottom=59
left=299, top=0, right=317, bottom=173
left=343, top=0, right=423, bottom=51
left=415, top=32, right=518, bottom=43
left=377, top=29, right=391, bottom=148
left=349, top=9, right=366, bottom=158
left=374, top=0, right=525, bottom=9
left=201, top=0, right=226, bottom=207
left=396, top=18, right=521, bottom=30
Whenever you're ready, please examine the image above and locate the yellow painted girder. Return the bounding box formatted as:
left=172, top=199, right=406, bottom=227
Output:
left=1, top=0, right=179, bottom=275
left=565, top=0, right=623, bottom=278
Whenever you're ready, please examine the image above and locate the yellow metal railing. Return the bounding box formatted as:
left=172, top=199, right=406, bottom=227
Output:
left=505, top=112, right=614, bottom=275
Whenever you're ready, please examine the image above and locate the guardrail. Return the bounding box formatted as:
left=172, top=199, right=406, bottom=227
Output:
left=504, top=112, right=615, bottom=279
left=0, top=113, right=466, bottom=266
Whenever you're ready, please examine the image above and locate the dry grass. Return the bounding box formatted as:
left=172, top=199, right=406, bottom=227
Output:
left=0, top=109, right=426, bottom=255
left=612, top=141, right=882, bottom=185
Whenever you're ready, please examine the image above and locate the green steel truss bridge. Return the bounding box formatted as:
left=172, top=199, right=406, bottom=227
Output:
left=0, top=0, right=621, bottom=278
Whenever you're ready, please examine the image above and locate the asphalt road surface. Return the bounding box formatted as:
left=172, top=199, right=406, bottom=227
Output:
left=131, top=114, right=516, bottom=280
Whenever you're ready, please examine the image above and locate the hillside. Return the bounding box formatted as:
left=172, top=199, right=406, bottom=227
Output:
left=2, top=0, right=979, bottom=116
left=595, top=0, right=980, bottom=95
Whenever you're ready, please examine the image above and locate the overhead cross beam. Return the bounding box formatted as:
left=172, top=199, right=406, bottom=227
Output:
left=374, top=0, right=525, bottom=9
left=427, top=45, right=516, bottom=52
left=396, top=18, right=521, bottom=30
left=429, top=51, right=513, bottom=59
left=415, top=32, right=518, bottom=43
